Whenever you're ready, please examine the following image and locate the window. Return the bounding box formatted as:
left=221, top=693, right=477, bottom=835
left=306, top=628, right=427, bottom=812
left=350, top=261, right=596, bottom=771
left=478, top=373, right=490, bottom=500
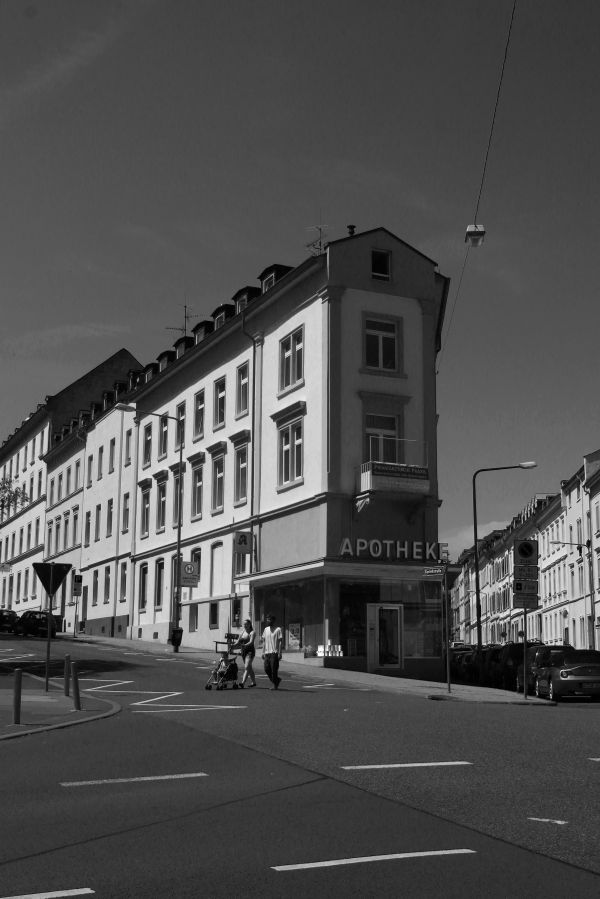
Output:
left=63, top=514, right=69, bottom=550
left=154, top=559, right=164, bottom=608
left=234, top=551, right=249, bottom=576
left=23, top=569, right=29, bottom=600
left=72, top=508, right=78, bottom=545
left=173, top=473, right=182, bottom=526
left=189, top=604, right=198, bottom=632
left=87, top=455, right=93, bottom=487
left=19, top=528, right=23, bottom=555
left=212, top=455, right=224, bottom=512
left=214, top=378, right=226, bottom=428
left=66, top=467, right=71, bottom=495
left=139, top=564, right=148, bottom=611
left=38, top=470, right=43, bottom=498
left=364, top=318, right=399, bottom=371
left=92, top=570, right=99, bottom=606
left=279, top=327, right=303, bottom=391
left=94, top=505, right=101, bottom=541
left=75, top=461, right=80, bottom=489
left=236, top=363, right=249, bottom=416
left=366, top=414, right=398, bottom=463
left=125, top=429, right=132, bottom=465
left=57, top=473, right=63, bottom=501
left=194, top=390, right=205, bottom=439
left=104, top=566, right=111, bottom=603
left=188, top=548, right=202, bottom=602
left=209, top=601, right=219, bottom=628
left=49, top=479, right=55, bottom=506
left=54, top=519, right=61, bottom=554
left=156, top=482, right=166, bottom=531
left=278, top=419, right=303, bottom=487
left=143, top=425, right=152, bottom=466
left=26, top=523, right=31, bottom=551
left=120, top=562, right=127, bottom=602
left=122, top=493, right=130, bottom=532
left=84, top=512, right=91, bottom=546
left=176, top=403, right=186, bottom=449
left=106, top=498, right=113, bottom=537
left=158, top=415, right=168, bottom=457
left=109, top=438, right=115, bottom=472
left=35, top=517, right=40, bottom=547
left=234, top=445, right=248, bottom=504
left=371, top=249, right=391, bottom=281
left=97, top=446, right=104, bottom=480
left=141, top=489, right=150, bottom=537
left=192, top=465, right=203, bottom=518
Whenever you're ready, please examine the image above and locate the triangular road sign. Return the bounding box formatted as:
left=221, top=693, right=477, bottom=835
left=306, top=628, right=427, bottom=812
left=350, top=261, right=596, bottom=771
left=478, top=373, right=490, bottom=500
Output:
left=33, top=562, right=72, bottom=596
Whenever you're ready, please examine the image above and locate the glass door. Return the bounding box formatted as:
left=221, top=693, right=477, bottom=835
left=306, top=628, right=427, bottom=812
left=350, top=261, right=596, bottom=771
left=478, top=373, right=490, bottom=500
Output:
left=367, top=604, right=403, bottom=671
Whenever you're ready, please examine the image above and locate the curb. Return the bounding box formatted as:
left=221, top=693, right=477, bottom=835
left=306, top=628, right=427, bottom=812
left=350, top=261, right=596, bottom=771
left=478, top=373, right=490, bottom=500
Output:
left=0, top=673, right=122, bottom=742
left=426, top=693, right=556, bottom=705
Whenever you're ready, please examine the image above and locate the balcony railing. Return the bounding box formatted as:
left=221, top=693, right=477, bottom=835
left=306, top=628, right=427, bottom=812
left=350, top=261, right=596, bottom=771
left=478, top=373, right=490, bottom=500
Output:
left=358, top=438, right=429, bottom=497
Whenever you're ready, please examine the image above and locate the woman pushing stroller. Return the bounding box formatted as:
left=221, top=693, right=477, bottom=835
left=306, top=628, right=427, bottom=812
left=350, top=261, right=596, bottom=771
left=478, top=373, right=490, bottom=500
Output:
left=232, top=619, right=257, bottom=687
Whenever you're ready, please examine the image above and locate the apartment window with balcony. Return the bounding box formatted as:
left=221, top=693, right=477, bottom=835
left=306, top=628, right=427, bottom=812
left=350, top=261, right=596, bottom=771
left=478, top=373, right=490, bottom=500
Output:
left=139, top=564, right=148, bottom=611
left=122, top=493, right=130, bottom=532
left=141, top=489, right=150, bottom=537
left=158, top=415, right=168, bottom=458
left=278, top=419, right=303, bottom=488
left=154, top=559, right=164, bottom=608
left=236, top=362, right=249, bottom=416
left=365, top=414, right=399, bottom=463
left=364, top=316, right=402, bottom=372
left=194, top=390, right=205, bottom=439
left=234, top=444, right=248, bottom=504
left=214, top=378, right=226, bottom=428
left=109, top=438, right=115, bottom=472
left=92, top=570, right=99, bottom=606
left=279, top=327, right=303, bottom=391
left=97, top=446, right=104, bottom=480
left=192, top=464, right=203, bottom=519
left=106, top=498, right=113, bottom=537
left=156, top=482, right=166, bottom=532
left=104, top=566, right=111, bottom=603
left=211, top=455, right=224, bottom=512
left=176, top=403, right=186, bottom=449
left=143, top=425, right=152, bottom=466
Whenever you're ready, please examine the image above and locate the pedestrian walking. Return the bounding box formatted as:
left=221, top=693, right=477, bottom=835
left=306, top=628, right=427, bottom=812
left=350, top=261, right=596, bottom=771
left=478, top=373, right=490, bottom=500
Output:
left=232, top=619, right=256, bottom=687
left=261, top=614, right=283, bottom=689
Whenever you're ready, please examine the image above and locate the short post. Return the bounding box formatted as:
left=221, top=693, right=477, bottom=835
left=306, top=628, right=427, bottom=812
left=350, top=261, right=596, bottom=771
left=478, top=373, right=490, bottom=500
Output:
left=71, top=661, right=81, bottom=711
left=64, top=654, right=71, bottom=697
left=13, top=668, right=22, bottom=725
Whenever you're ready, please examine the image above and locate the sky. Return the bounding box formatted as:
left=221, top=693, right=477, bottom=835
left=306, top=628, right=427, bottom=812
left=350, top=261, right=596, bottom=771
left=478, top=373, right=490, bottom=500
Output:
left=1, top=0, right=599, bottom=561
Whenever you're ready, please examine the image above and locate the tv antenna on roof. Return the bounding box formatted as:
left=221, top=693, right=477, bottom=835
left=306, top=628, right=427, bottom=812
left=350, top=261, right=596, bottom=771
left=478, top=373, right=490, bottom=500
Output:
left=166, top=303, right=199, bottom=338
left=305, top=216, right=328, bottom=256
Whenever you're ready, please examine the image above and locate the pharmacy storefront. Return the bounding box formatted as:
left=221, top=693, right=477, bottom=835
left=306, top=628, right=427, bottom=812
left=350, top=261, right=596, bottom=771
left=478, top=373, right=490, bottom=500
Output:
left=250, top=538, right=449, bottom=681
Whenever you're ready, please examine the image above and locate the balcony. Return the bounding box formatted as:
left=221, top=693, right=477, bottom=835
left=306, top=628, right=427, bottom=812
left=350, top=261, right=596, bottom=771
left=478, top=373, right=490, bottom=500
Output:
left=357, top=438, right=430, bottom=498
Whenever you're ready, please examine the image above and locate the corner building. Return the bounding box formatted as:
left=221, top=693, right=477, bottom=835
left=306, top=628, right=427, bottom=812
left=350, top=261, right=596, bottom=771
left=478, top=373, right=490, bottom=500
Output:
left=128, top=227, right=449, bottom=679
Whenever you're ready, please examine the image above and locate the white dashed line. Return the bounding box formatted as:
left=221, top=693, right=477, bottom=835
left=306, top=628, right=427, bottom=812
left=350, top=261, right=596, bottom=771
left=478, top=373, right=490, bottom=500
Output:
left=61, top=772, right=208, bottom=787
left=341, top=761, right=472, bottom=770
left=1, top=890, right=95, bottom=898
left=528, top=817, right=567, bottom=825
left=272, top=848, right=476, bottom=871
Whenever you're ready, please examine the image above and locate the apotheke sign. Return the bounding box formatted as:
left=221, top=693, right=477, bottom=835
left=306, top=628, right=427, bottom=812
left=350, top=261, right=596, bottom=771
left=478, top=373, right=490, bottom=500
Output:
left=339, top=538, right=449, bottom=562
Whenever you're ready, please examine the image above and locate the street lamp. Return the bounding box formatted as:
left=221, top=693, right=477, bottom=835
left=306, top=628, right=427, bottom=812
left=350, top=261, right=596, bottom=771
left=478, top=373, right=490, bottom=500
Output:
left=472, top=461, right=537, bottom=653
left=116, top=404, right=184, bottom=652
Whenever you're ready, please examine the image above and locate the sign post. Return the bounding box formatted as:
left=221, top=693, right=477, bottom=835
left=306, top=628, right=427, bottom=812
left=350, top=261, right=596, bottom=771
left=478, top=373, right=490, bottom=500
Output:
left=512, top=540, right=539, bottom=702
left=33, top=563, right=72, bottom=691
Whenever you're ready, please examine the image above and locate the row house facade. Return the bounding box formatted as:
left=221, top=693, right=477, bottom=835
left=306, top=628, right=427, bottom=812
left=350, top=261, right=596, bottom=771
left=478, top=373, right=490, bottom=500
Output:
left=1, top=227, right=450, bottom=680
left=451, top=451, right=600, bottom=650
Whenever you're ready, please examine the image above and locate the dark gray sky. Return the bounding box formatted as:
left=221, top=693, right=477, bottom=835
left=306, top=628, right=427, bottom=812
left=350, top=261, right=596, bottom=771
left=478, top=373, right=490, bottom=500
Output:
left=1, top=0, right=599, bottom=558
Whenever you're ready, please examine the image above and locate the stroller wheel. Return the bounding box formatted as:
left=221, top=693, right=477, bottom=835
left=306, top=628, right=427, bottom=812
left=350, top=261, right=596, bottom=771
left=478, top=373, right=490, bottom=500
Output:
left=205, top=684, right=212, bottom=690
left=232, top=683, right=238, bottom=689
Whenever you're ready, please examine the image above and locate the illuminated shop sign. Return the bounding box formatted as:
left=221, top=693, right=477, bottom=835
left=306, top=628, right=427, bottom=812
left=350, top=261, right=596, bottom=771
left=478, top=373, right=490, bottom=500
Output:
left=339, top=538, right=449, bottom=561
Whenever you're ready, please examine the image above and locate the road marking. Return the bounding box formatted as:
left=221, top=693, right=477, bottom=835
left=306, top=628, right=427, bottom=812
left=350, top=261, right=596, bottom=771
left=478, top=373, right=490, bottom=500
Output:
left=341, top=762, right=472, bottom=770
left=1, top=890, right=95, bottom=898
left=133, top=706, right=246, bottom=713
left=590, top=758, right=600, bottom=762
left=272, top=848, right=476, bottom=871
left=528, top=817, right=567, bottom=825
left=61, top=772, right=208, bottom=787
left=303, top=683, right=336, bottom=688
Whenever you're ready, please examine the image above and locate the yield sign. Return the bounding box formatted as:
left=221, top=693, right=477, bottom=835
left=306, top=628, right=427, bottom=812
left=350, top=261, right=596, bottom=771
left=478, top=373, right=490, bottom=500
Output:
left=33, top=562, right=72, bottom=596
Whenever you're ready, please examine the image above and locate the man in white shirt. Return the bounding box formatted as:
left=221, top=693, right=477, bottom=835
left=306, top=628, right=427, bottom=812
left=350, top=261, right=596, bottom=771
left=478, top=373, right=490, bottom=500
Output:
left=261, top=614, right=283, bottom=690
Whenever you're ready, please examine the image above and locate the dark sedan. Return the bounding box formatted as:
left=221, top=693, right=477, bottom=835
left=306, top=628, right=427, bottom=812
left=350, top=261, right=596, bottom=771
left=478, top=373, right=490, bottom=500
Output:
left=535, top=649, right=600, bottom=701
left=0, top=609, right=18, bottom=633
left=14, top=610, right=56, bottom=639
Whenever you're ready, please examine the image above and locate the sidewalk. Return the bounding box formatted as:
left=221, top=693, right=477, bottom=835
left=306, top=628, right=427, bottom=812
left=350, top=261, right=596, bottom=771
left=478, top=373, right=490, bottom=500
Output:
left=53, top=632, right=554, bottom=707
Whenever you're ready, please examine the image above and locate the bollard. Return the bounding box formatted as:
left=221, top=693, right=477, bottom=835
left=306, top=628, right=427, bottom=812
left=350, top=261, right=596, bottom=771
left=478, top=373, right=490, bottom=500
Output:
left=64, top=654, right=71, bottom=697
left=71, top=661, right=81, bottom=711
left=13, top=668, right=22, bottom=725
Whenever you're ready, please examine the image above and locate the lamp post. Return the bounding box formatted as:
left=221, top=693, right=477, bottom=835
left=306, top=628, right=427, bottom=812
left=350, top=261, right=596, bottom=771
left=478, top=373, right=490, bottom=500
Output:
left=472, top=462, right=537, bottom=653
left=115, top=404, right=184, bottom=652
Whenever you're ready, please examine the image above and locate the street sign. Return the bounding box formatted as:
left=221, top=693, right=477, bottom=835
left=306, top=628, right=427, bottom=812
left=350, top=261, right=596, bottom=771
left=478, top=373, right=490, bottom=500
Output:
left=33, top=562, right=72, bottom=596
left=178, top=561, right=200, bottom=588
left=233, top=531, right=253, bottom=554
left=513, top=580, right=537, bottom=594
left=513, top=595, right=539, bottom=611
left=514, top=539, right=539, bottom=564
left=72, top=574, right=83, bottom=597
left=514, top=564, right=538, bottom=580
left=423, top=566, right=445, bottom=578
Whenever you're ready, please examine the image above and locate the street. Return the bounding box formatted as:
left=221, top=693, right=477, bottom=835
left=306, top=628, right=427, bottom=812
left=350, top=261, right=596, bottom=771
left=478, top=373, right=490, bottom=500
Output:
left=0, top=636, right=599, bottom=898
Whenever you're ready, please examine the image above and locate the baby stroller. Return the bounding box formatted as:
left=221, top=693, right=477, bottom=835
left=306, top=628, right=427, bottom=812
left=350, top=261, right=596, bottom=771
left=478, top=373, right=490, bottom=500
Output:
left=205, top=636, right=242, bottom=690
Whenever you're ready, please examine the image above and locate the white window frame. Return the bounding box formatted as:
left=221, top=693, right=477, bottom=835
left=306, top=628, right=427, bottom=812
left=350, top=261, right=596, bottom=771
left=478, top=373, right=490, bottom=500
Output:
left=234, top=444, right=248, bottom=504
left=236, top=362, right=249, bottom=416
left=194, top=389, right=205, bottom=439
left=214, top=378, right=226, bottom=428
left=212, top=455, right=225, bottom=513
left=192, top=465, right=203, bottom=519
left=278, top=419, right=303, bottom=488
left=279, top=327, right=304, bottom=392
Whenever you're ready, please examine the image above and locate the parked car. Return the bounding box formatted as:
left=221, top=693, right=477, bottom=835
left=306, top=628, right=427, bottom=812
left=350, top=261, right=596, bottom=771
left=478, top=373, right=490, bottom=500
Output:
left=0, top=609, right=18, bottom=633
left=14, top=610, right=56, bottom=638
left=535, top=649, right=600, bottom=701
left=493, top=641, right=544, bottom=690
left=516, top=644, right=571, bottom=694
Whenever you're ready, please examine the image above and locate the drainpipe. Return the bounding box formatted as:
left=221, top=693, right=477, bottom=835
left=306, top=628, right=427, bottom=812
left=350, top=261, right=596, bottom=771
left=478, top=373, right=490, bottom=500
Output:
left=241, top=311, right=263, bottom=618
left=127, top=416, right=141, bottom=640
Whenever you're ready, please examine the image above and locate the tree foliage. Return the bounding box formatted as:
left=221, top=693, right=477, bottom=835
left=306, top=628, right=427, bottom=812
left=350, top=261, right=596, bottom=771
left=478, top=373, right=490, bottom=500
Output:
left=0, top=477, right=29, bottom=515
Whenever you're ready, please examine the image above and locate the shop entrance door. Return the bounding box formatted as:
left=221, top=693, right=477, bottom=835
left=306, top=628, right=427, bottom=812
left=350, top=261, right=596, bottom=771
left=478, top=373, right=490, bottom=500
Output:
left=366, top=604, right=403, bottom=672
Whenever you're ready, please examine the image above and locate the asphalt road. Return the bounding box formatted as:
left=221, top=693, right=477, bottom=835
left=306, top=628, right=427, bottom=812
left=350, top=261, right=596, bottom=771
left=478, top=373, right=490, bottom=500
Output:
left=0, top=637, right=599, bottom=898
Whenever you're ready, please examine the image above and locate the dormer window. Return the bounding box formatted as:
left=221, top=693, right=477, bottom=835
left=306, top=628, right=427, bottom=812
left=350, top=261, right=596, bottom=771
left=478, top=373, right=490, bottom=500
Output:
left=235, top=295, right=248, bottom=314
left=371, top=249, right=391, bottom=282
left=262, top=273, right=276, bottom=293
left=214, top=311, right=226, bottom=329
